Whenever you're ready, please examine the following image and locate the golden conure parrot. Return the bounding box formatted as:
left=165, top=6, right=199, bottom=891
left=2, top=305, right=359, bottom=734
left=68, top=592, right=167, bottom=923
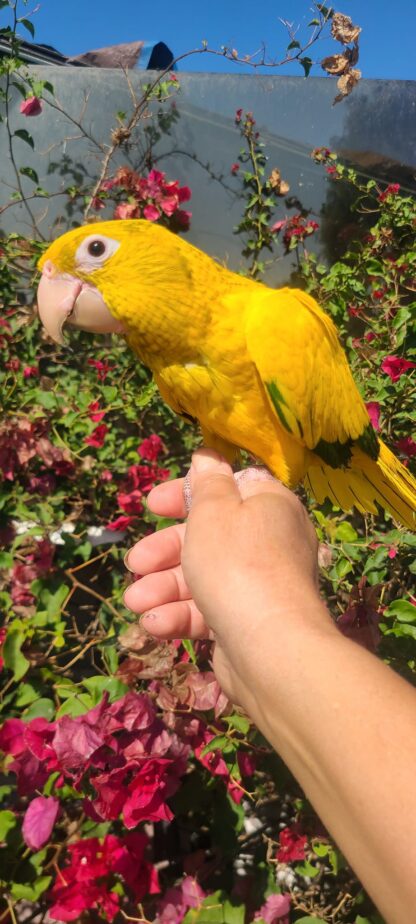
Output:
left=37, top=220, right=416, bottom=529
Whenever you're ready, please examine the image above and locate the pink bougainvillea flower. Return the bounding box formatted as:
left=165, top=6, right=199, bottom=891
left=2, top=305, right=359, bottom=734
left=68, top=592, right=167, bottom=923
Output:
left=90, top=195, right=105, bottom=211
left=100, top=468, right=113, bottom=481
left=365, top=401, right=380, bottom=432
left=143, top=203, right=161, bottom=221
left=138, top=434, right=165, bottom=461
left=22, top=795, right=59, bottom=850
left=276, top=825, right=308, bottom=863
left=20, top=96, right=43, bottom=116
left=381, top=355, right=416, bottom=382
left=157, top=876, right=205, bottom=924
left=395, top=436, right=416, bottom=458
left=254, top=893, right=291, bottom=924
left=270, top=219, right=287, bottom=234
left=84, top=423, right=108, bottom=448
left=114, top=201, right=140, bottom=220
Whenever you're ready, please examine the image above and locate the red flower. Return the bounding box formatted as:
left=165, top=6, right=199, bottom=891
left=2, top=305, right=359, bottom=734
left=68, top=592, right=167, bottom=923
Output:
left=365, top=401, right=380, bottom=432
left=6, top=358, right=20, bottom=371
left=276, top=825, right=308, bottom=863
left=235, top=108, right=243, bottom=123
left=364, top=331, right=377, bottom=342
left=87, top=400, right=106, bottom=422
left=84, top=423, right=108, bottom=448
left=326, top=165, right=337, bottom=175
left=372, top=289, right=385, bottom=300
left=87, top=358, right=114, bottom=381
left=50, top=833, right=158, bottom=922
left=23, top=365, right=39, bottom=378
left=378, top=183, right=400, bottom=202
left=20, top=96, right=42, bottom=116
left=395, top=436, right=416, bottom=458
left=381, top=355, right=416, bottom=383
left=347, top=304, right=361, bottom=317
left=117, top=489, right=143, bottom=515
left=138, top=434, right=165, bottom=461
left=230, top=162, right=240, bottom=175
left=106, top=514, right=136, bottom=531
left=100, top=468, right=113, bottom=481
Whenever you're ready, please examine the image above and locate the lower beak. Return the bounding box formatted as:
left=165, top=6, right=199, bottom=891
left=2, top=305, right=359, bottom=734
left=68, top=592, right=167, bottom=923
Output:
left=37, top=260, right=124, bottom=345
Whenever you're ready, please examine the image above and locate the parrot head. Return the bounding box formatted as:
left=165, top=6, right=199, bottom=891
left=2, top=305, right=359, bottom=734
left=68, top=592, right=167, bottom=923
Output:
left=36, top=219, right=193, bottom=346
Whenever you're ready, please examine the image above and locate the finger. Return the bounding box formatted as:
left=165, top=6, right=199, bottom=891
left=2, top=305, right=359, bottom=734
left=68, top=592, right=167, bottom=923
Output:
left=125, top=523, right=185, bottom=575
left=189, top=449, right=240, bottom=510
left=147, top=478, right=186, bottom=518
left=139, top=598, right=210, bottom=640
left=124, top=564, right=190, bottom=613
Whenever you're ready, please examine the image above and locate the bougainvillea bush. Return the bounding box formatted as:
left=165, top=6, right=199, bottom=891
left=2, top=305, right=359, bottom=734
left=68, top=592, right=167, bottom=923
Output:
left=1, top=6, right=416, bottom=924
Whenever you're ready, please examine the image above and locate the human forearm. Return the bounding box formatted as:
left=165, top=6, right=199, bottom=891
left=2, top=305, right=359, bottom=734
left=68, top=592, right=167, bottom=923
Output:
left=236, top=607, right=416, bottom=924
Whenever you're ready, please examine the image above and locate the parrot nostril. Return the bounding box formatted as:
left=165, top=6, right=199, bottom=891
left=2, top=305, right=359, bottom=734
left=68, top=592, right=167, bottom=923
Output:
left=42, top=260, right=55, bottom=278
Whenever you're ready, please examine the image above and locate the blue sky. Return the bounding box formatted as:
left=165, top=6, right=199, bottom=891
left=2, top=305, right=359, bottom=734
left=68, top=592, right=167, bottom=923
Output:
left=10, top=0, right=416, bottom=81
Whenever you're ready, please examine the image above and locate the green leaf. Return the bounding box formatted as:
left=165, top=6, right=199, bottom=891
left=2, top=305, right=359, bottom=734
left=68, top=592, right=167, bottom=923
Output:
left=335, top=522, right=358, bottom=542
left=3, top=629, right=30, bottom=681
left=19, top=165, right=39, bottom=184
left=0, top=810, right=17, bottom=841
left=11, top=876, right=52, bottom=901
left=19, top=17, right=35, bottom=39
left=299, top=56, right=313, bottom=77
left=386, top=600, right=416, bottom=623
left=183, top=892, right=245, bottom=924
left=295, top=918, right=326, bottom=923
left=24, top=698, right=55, bottom=721
left=200, top=734, right=229, bottom=756
left=287, top=40, right=301, bottom=50
left=14, top=128, right=34, bottom=148
left=223, top=714, right=250, bottom=734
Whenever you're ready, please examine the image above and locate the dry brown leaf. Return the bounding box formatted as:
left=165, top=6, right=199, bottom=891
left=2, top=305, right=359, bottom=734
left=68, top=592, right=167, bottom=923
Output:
left=269, top=168, right=290, bottom=196
left=321, top=53, right=350, bottom=75
left=331, top=12, right=361, bottom=45
left=333, top=67, right=361, bottom=103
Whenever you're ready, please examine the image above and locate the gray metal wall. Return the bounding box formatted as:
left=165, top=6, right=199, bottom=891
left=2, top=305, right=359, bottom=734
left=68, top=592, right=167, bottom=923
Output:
left=1, top=68, right=415, bottom=284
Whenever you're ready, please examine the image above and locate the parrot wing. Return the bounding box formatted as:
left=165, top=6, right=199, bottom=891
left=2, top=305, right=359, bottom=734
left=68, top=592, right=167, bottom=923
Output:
left=245, top=287, right=378, bottom=467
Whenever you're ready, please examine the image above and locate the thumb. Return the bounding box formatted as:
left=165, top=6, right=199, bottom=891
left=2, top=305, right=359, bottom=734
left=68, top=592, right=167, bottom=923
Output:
left=186, top=449, right=240, bottom=512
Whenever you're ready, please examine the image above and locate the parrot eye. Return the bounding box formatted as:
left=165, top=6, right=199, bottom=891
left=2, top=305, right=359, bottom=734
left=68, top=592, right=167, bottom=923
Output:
left=88, top=239, right=106, bottom=257
left=75, top=234, right=120, bottom=271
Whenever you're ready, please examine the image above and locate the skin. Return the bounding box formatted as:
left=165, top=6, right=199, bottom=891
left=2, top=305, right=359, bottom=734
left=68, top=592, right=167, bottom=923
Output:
left=124, top=449, right=416, bottom=924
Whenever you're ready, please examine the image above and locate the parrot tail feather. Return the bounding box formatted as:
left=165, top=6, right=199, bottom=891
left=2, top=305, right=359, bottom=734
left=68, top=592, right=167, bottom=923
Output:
left=304, top=439, right=416, bottom=530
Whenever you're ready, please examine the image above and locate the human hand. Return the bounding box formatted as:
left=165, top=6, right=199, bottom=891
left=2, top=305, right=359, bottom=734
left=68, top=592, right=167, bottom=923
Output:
left=124, top=449, right=333, bottom=707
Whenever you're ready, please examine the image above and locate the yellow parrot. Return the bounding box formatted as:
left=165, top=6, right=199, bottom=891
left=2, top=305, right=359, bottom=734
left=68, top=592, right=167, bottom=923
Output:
left=37, top=219, right=416, bottom=529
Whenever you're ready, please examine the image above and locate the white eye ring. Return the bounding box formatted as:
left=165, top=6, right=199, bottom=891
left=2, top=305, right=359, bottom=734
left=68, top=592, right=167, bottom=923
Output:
left=75, top=234, right=120, bottom=271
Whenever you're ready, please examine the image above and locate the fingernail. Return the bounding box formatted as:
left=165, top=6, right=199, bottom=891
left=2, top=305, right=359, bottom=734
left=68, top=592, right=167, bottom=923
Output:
left=234, top=467, right=276, bottom=487
left=140, top=611, right=158, bottom=623
left=124, top=551, right=134, bottom=572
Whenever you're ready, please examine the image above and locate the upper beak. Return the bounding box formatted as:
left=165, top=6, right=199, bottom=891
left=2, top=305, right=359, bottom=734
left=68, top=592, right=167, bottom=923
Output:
left=37, top=260, right=125, bottom=345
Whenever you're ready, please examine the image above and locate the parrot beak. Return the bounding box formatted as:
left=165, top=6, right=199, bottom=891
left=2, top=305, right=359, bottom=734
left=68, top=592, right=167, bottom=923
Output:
left=37, top=260, right=125, bottom=345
